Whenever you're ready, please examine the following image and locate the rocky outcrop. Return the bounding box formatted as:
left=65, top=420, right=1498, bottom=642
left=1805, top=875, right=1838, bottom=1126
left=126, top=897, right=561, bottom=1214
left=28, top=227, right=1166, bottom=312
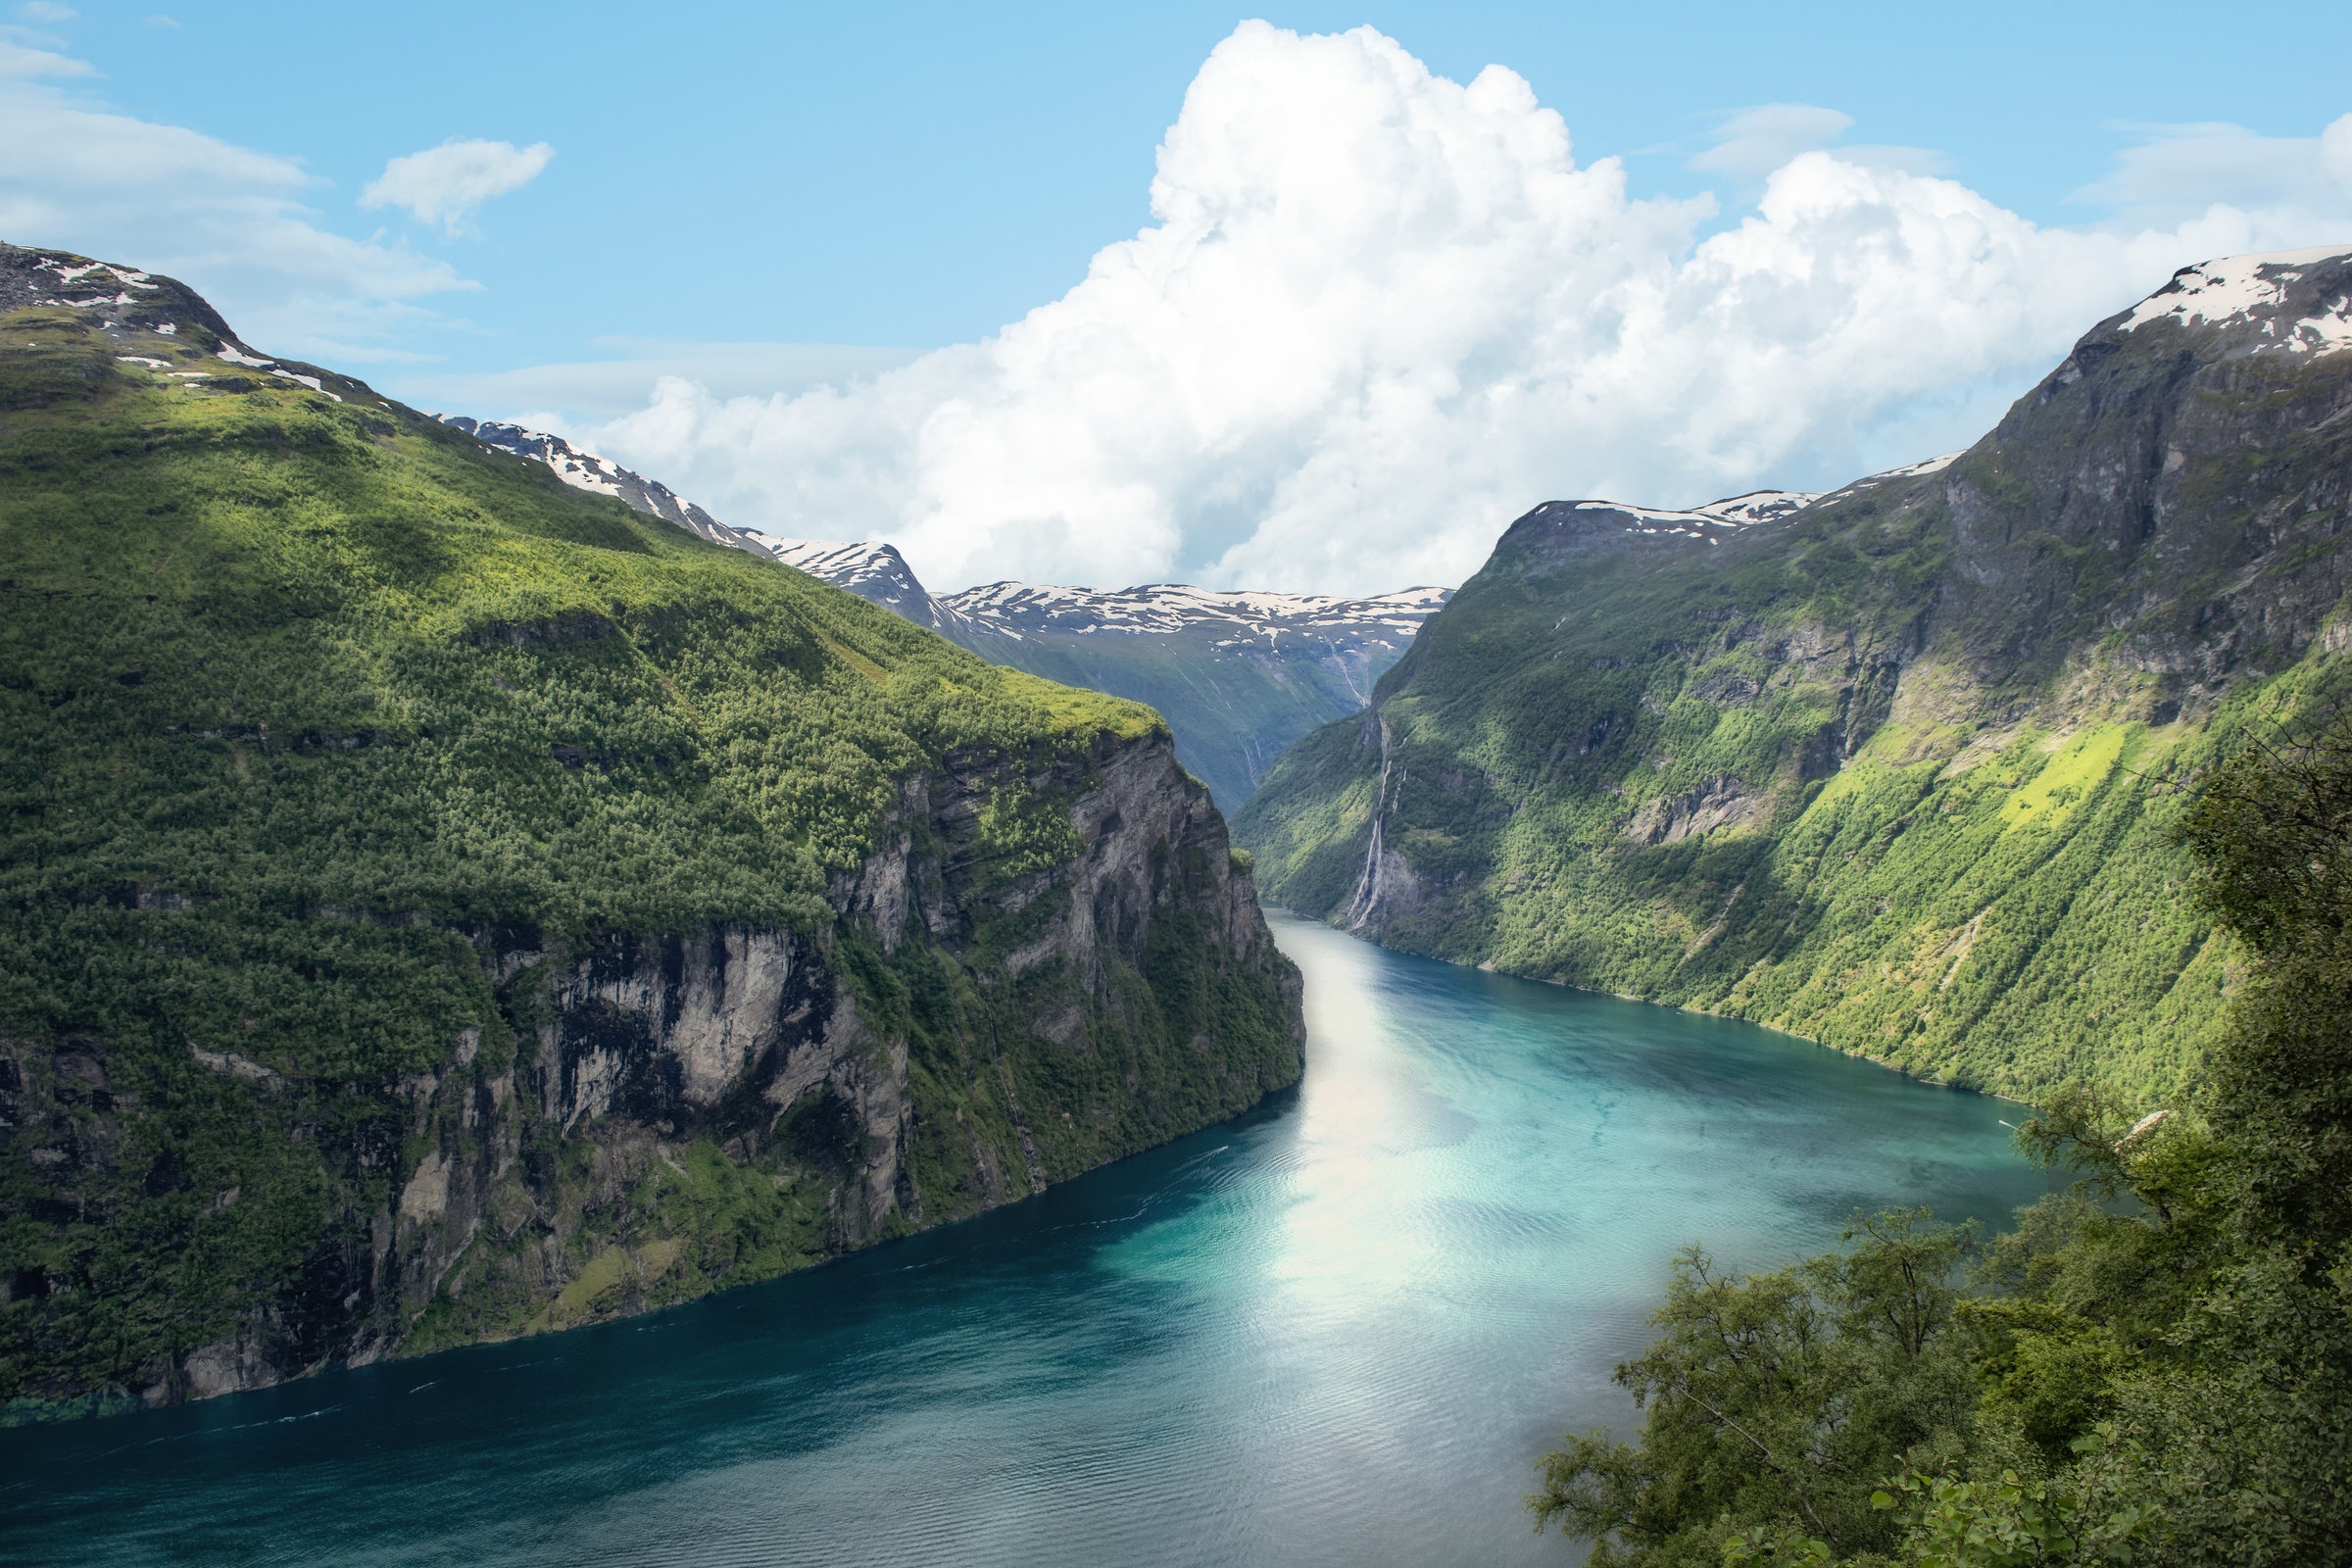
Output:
left=1625, top=776, right=1757, bottom=846
left=1, top=728, right=1301, bottom=1413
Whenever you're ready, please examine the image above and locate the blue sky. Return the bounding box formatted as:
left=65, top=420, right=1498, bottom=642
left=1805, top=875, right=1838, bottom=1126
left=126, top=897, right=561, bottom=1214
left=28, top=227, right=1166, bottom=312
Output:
left=23, top=0, right=2348, bottom=365
left=6, top=3, right=2351, bottom=590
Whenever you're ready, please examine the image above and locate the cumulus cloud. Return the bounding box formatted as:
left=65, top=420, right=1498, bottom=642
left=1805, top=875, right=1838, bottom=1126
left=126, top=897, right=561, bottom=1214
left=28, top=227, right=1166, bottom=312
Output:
left=0, top=74, right=478, bottom=359
left=361, top=138, right=553, bottom=232
left=549, top=24, right=2352, bottom=597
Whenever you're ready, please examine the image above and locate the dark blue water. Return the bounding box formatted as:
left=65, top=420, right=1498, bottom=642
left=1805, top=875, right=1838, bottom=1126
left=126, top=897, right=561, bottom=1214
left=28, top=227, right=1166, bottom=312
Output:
left=1, top=914, right=2052, bottom=1566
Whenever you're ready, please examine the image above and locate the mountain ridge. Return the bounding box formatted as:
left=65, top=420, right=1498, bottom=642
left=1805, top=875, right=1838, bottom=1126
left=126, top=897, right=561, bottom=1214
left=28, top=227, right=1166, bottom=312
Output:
left=0, top=240, right=1303, bottom=1417
left=434, top=414, right=1454, bottom=808
left=1236, top=243, right=2352, bottom=1105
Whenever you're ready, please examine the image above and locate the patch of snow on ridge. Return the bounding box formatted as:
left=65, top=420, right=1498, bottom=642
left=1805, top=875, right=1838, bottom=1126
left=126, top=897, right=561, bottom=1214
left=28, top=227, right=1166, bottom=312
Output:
left=940, top=579, right=1449, bottom=643
left=1693, top=490, right=1820, bottom=524
left=2119, top=246, right=2352, bottom=353
left=1547, top=500, right=1744, bottom=543
left=1805, top=450, right=1966, bottom=508
left=741, top=536, right=935, bottom=615
left=436, top=415, right=760, bottom=552
left=1876, top=451, right=1962, bottom=479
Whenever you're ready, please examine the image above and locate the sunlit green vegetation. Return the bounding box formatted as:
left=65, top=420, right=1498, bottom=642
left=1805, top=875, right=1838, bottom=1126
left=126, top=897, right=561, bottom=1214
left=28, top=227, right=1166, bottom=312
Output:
left=1240, top=445, right=2352, bottom=1105
left=1527, top=704, right=2352, bottom=1565
left=0, top=301, right=1300, bottom=1412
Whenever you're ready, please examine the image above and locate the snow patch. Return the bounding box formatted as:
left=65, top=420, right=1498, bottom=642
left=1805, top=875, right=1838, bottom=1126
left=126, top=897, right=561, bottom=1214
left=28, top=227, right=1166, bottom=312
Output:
left=937, top=577, right=1449, bottom=642
left=2118, top=246, right=2352, bottom=353
left=1877, top=451, right=1963, bottom=479
left=1692, top=490, right=1820, bottom=524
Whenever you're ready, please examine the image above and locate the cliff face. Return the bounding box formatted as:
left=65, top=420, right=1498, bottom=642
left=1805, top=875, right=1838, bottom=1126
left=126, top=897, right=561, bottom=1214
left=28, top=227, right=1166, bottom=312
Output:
left=1238, top=247, right=2352, bottom=1104
left=5, top=727, right=1297, bottom=1408
left=0, top=243, right=1301, bottom=1419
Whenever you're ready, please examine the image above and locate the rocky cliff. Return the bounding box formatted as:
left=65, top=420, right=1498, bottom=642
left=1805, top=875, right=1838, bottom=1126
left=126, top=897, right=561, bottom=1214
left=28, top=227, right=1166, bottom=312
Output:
left=1238, top=245, right=2352, bottom=1104
left=5, top=725, right=1295, bottom=1410
left=0, top=243, right=1301, bottom=1420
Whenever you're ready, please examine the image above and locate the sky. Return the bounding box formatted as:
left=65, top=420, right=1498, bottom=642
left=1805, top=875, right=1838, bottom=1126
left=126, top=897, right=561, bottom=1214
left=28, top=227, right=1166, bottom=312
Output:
left=4, top=2, right=2351, bottom=594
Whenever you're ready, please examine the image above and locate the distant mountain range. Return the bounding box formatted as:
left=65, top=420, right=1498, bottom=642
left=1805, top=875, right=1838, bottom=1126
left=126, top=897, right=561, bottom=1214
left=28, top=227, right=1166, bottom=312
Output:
left=438, top=416, right=1450, bottom=808
left=1235, top=243, right=2352, bottom=1107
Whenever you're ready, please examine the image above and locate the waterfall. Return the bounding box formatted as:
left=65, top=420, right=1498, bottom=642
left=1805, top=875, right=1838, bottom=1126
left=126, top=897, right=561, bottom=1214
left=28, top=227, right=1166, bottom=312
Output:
left=1343, top=715, right=1395, bottom=933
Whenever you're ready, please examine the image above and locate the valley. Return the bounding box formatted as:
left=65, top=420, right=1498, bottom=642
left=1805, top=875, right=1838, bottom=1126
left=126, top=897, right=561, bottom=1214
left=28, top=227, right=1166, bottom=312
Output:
left=7, top=229, right=2352, bottom=1566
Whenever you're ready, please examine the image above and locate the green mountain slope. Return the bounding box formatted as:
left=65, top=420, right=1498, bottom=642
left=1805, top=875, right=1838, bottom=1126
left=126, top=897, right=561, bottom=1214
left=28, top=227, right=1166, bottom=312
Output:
left=431, top=438, right=1453, bottom=816
left=1238, top=247, right=2352, bottom=1105
left=0, top=244, right=1302, bottom=1417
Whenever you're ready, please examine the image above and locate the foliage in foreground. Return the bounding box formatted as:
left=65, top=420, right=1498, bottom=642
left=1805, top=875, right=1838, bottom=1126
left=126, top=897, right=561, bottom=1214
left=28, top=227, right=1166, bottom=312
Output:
left=1529, top=700, right=2352, bottom=1566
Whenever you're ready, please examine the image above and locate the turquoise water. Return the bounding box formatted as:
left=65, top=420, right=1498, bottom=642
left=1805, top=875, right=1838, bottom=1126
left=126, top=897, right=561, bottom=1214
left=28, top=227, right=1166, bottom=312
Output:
left=1, top=914, right=2051, bottom=1566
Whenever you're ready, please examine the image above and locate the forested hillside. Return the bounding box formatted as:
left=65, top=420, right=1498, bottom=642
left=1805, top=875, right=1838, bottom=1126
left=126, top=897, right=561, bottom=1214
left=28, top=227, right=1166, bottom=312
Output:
left=1530, top=699, right=2352, bottom=1566
left=0, top=244, right=1302, bottom=1418
left=1238, top=247, right=2352, bottom=1105
left=445, top=422, right=1449, bottom=813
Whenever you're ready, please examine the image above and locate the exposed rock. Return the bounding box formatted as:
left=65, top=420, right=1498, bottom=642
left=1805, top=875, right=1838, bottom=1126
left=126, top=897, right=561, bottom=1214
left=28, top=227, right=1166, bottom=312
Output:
left=1, top=728, right=1301, bottom=1412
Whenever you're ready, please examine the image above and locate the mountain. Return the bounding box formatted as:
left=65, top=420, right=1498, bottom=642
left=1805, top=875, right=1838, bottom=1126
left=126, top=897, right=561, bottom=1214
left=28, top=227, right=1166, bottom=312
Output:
left=432, top=416, right=777, bottom=557
left=755, top=539, right=1451, bottom=809
left=437, top=416, right=1448, bottom=810
left=1236, top=244, right=2352, bottom=1106
left=0, top=241, right=1302, bottom=1418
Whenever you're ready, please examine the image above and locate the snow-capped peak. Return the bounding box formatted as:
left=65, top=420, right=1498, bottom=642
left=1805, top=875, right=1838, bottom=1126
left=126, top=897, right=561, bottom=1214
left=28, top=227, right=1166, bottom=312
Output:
left=437, top=416, right=770, bottom=555
left=933, top=578, right=1449, bottom=647
left=742, top=536, right=936, bottom=616
left=2117, top=245, right=2352, bottom=353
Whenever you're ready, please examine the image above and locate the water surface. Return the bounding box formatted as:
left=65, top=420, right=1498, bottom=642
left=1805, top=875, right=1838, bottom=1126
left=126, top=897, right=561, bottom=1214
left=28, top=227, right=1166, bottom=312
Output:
left=2, top=913, right=2051, bottom=1566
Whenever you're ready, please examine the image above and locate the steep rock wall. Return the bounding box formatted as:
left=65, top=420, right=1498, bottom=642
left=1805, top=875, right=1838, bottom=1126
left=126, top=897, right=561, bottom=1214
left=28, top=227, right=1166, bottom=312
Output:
left=2, top=728, right=1301, bottom=1415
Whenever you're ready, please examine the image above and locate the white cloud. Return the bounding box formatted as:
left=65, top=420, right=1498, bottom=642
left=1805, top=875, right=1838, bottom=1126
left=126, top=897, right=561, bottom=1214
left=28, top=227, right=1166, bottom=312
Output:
left=2072, top=117, right=2352, bottom=233
left=391, top=339, right=922, bottom=422
left=14, top=3, right=78, bottom=22
left=361, top=138, right=553, bottom=232
left=1690, top=104, right=1852, bottom=179
left=0, top=77, right=478, bottom=359
left=0, top=36, right=89, bottom=76
left=550, top=24, right=2352, bottom=598
left=2328, top=114, right=2352, bottom=190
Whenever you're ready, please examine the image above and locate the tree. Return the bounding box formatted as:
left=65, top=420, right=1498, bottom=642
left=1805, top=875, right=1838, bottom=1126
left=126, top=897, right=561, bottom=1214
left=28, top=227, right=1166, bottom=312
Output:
left=1528, top=1210, right=1978, bottom=1565
left=1530, top=695, right=2352, bottom=1566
